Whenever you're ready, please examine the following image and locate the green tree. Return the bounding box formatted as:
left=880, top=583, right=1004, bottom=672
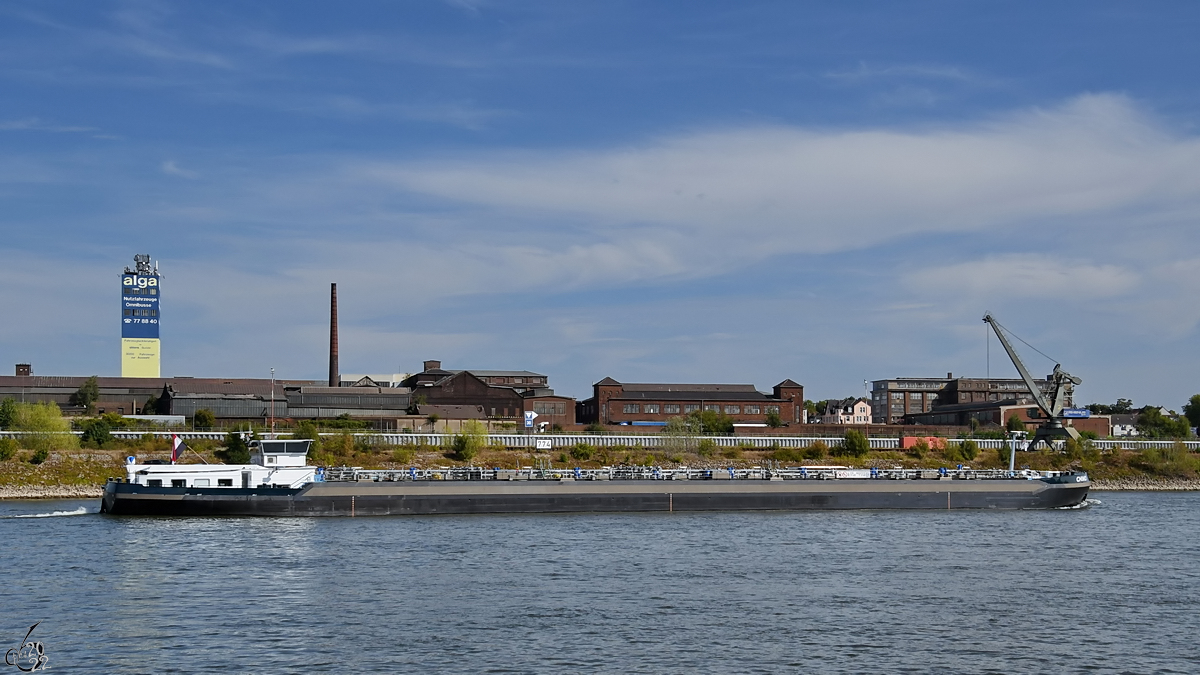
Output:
left=1183, top=395, right=1200, bottom=429
left=1006, top=414, right=1026, bottom=432
left=662, top=415, right=699, bottom=454
left=1136, top=407, right=1192, bottom=439
left=569, top=442, right=594, bottom=461
left=686, top=409, right=733, bottom=434
left=836, top=429, right=870, bottom=458
left=0, top=397, right=16, bottom=429
left=451, top=419, right=487, bottom=462
left=805, top=399, right=835, bottom=420
left=142, top=394, right=158, bottom=415
left=193, top=408, right=216, bottom=430
left=765, top=410, right=783, bottom=428
left=291, top=420, right=322, bottom=453
left=79, top=418, right=112, bottom=448
left=0, top=438, right=17, bottom=461
left=12, top=401, right=78, bottom=453
left=217, top=429, right=252, bottom=464
left=69, top=376, right=101, bottom=414
left=1087, top=398, right=1134, bottom=415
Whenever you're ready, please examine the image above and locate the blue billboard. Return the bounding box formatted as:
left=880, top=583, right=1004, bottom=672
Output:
left=121, top=273, right=161, bottom=339
left=1061, top=408, right=1091, bottom=418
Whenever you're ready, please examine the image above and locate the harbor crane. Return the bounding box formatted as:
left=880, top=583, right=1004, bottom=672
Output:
left=983, top=313, right=1082, bottom=450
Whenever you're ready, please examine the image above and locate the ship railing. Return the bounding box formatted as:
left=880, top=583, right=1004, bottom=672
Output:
left=318, top=466, right=1075, bottom=483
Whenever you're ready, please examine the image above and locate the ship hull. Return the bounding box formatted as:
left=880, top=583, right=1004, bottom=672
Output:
left=102, top=477, right=1089, bottom=516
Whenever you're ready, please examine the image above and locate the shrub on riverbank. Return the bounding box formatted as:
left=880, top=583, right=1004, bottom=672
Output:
left=1131, top=442, right=1200, bottom=479
left=10, top=402, right=79, bottom=454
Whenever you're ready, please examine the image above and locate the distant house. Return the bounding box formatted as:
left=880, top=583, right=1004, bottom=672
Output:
left=819, top=398, right=871, bottom=425
left=577, top=378, right=803, bottom=426
left=1111, top=414, right=1139, bottom=437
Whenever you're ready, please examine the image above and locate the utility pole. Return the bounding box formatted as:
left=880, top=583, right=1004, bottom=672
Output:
left=270, top=367, right=276, bottom=439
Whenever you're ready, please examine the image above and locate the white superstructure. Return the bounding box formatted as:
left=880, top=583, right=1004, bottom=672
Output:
left=125, top=439, right=318, bottom=489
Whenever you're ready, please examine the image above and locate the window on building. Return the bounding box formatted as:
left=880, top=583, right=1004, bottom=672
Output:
left=644, top=404, right=660, bottom=414
left=684, top=404, right=700, bottom=413
left=514, top=378, right=524, bottom=384
left=724, top=405, right=740, bottom=414
left=745, top=405, right=761, bottom=414
left=623, top=404, right=640, bottom=414
left=704, top=404, right=720, bottom=412
left=664, top=404, right=681, bottom=414
left=892, top=393, right=904, bottom=400
left=909, top=393, right=922, bottom=401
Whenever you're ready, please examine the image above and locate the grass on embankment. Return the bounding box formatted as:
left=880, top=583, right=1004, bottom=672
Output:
left=1, top=438, right=1198, bottom=488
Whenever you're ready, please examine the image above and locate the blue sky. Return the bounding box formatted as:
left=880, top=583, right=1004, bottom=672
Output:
left=3, top=1, right=1200, bottom=407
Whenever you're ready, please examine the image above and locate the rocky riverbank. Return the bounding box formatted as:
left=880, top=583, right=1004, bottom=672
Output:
left=1090, top=478, right=1200, bottom=491
left=0, top=484, right=105, bottom=499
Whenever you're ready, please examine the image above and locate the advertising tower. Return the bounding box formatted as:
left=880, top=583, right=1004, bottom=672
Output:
left=121, top=254, right=161, bottom=377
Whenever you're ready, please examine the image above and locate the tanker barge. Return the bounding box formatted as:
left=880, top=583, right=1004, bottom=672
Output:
left=100, top=439, right=1090, bottom=516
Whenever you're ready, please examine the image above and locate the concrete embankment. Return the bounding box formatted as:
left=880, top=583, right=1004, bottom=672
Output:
left=1090, top=478, right=1200, bottom=491
left=0, top=485, right=105, bottom=499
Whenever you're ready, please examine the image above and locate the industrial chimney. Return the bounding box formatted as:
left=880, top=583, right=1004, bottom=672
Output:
left=329, top=283, right=339, bottom=387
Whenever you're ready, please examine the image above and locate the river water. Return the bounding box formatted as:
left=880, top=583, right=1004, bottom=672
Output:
left=1, top=492, right=1197, bottom=674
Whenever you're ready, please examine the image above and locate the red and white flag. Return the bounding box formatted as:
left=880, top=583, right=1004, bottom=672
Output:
left=171, top=435, right=187, bottom=464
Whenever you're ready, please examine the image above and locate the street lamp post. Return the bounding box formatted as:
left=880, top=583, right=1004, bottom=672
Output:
left=270, top=367, right=276, bottom=439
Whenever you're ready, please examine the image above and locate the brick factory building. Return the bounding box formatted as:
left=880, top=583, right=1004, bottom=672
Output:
left=577, top=378, right=803, bottom=427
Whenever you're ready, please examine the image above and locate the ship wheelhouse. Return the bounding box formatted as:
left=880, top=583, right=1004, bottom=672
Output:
left=125, top=438, right=317, bottom=489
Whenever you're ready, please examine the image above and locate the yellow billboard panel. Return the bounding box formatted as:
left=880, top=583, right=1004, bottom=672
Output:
left=121, top=338, right=160, bottom=378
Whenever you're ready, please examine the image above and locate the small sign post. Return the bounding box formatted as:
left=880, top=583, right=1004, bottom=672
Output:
left=524, top=411, right=537, bottom=429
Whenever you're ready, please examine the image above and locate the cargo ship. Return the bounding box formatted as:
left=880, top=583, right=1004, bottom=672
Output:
left=100, top=439, right=1090, bottom=516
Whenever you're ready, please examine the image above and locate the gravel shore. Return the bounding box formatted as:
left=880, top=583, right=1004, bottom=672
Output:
left=1090, top=478, right=1200, bottom=491
left=0, top=485, right=105, bottom=499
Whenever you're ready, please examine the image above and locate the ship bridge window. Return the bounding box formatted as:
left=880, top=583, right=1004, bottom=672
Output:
left=147, top=479, right=162, bottom=487
left=171, top=479, right=186, bottom=488
left=194, top=479, right=210, bottom=487
left=218, top=479, right=233, bottom=487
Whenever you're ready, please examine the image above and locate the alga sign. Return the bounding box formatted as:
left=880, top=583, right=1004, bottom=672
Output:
left=120, top=257, right=161, bottom=378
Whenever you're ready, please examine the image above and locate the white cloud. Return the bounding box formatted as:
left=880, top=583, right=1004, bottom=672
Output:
left=903, top=255, right=1140, bottom=299
left=160, top=160, right=198, bottom=179
left=0, top=117, right=96, bottom=132
left=357, top=94, right=1200, bottom=273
